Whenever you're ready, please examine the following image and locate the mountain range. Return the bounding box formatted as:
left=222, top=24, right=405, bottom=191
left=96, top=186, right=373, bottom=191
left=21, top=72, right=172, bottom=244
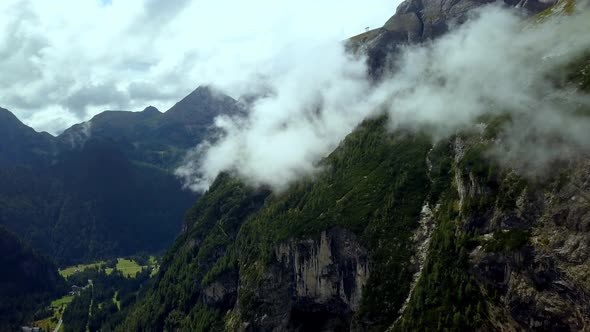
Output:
left=2, top=0, right=590, bottom=330
left=0, top=86, right=239, bottom=265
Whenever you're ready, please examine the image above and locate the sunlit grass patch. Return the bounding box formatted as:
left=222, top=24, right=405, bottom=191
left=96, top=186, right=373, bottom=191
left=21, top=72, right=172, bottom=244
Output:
left=59, top=262, right=105, bottom=278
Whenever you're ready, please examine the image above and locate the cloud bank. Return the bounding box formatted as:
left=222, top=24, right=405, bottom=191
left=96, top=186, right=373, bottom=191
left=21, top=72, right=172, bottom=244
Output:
left=178, top=5, right=590, bottom=192
left=0, top=0, right=396, bottom=134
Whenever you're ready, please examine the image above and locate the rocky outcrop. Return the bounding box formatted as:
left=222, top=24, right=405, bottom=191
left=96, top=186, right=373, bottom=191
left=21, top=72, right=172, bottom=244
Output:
left=454, top=134, right=590, bottom=330
left=394, top=202, right=438, bottom=322
left=389, top=0, right=555, bottom=40
left=203, top=270, right=238, bottom=309
left=239, top=228, right=370, bottom=331
left=351, top=0, right=556, bottom=78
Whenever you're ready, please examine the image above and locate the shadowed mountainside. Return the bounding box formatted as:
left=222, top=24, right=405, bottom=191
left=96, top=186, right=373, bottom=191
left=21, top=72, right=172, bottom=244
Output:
left=0, top=86, right=238, bottom=265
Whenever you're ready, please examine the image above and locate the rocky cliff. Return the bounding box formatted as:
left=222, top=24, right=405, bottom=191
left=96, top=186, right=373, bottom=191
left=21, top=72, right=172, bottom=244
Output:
left=349, top=0, right=555, bottom=78
left=236, top=228, right=370, bottom=331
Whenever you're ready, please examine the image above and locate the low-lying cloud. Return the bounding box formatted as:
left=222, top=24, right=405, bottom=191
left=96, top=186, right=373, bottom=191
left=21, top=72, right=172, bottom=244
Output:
left=177, top=43, right=376, bottom=191
left=178, top=5, right=590, bottom=192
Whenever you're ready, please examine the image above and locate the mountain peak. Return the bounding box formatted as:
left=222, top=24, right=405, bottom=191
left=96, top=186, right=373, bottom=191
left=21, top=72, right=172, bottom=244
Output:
left=170, top=86, right=225, bottom=109
left=163, top=85, right=239, bottom=123
left=142, top=106, right=161, bottom=114
left=193, top=85, right=214, bottom=94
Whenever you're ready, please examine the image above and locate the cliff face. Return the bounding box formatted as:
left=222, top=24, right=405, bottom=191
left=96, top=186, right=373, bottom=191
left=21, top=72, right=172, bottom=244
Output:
left=349, top=0, right=556, bottom=78
left=238, top=228, right=370, bottom=331
left=453, top=137, right=590, bottom=330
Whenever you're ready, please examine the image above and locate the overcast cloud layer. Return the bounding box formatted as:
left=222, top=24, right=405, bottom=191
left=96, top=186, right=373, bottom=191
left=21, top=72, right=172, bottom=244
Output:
left=177, top=6, right=590, bottom=192
left=0, top=0, right=396, bottom=134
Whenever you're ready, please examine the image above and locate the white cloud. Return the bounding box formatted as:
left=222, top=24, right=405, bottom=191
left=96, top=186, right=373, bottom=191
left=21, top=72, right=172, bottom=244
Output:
left=178, top=5, right=590, bottom=192
left=0, top=0, right=397, bottom=134
left=176, top=42, right=376, bottom=191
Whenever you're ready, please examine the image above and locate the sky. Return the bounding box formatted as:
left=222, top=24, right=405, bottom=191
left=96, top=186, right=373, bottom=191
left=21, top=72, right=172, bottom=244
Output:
left=0, top=0, right=398, bottom=134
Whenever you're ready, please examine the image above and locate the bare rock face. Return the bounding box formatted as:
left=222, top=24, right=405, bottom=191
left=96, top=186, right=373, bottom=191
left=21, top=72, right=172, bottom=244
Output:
left=455, top=137, right=590, bottom=330
left=203, top=270, right=238, bottom=309
left=351, top=0, right=556, bottom=78
left=386, top=0, right=555, bottom=41
left=239, top=228, right=370, bottom=331
left=277, top=230, right=369, bottom=310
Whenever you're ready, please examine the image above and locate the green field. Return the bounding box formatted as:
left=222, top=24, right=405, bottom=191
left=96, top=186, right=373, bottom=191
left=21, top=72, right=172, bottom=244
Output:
left=103, top=258, right=145, bottom=278
left=59, top=262, right=105, bottom=278
left=60, top=256, right=158, bottom=279
left=104, top=258, right=145, bottom=278
left=114, top=258, right=143, bottom=277
left=51, top=295, right=74, bottom=307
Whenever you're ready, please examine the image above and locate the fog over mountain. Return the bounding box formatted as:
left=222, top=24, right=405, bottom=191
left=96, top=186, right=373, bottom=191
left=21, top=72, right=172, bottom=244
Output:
left=179, top=6, right=590, bottom=192
left=0, top=0, right=396, bottom=134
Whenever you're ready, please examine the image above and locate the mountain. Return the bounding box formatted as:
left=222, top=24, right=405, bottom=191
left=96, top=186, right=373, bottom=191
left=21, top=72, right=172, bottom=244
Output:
left=121, top=105, right=590, bottom=330
left=116, top=1, right=590, bottom=331
left=0, top=86, right=237, bottom=265
left=0, top=226, right=66, bottom=331
left=59, top=86, right=241, bottom=170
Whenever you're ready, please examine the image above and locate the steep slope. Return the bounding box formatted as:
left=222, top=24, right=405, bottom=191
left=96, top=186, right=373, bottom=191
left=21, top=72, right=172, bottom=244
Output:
left=121, top=112, right=590, bottom=331
left=393, top=130, right=590, bottom=331
left=120, top=117, right=437, bottom=331
left=0, top=107, right=56, bottom=167
left=47, top=138, right=196, bottom=263
left=0, top=226, right=66, bottom=331
left=117, top=1, right=590, bottom=332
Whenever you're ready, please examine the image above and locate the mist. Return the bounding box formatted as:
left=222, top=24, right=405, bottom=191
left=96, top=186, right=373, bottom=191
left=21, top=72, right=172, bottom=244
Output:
left=177, top=5, right=590, bottom=192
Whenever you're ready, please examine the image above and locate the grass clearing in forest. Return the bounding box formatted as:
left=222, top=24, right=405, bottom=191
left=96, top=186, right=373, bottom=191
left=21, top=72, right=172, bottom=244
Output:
left=59, top=262, right=105, bottom=278
left=51, top=295, right=74, bottom=307
left=115, top=258, right=143, bottom=278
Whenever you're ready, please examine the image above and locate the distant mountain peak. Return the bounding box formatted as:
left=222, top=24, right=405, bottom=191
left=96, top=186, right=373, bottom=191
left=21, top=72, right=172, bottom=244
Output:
left=142, top=105, right=161, bottom=114
left=169, top=86, right=228, bottom=110
left=193, top=85, right=213, bottom=93
left=163, top=85, right=239, bottom=123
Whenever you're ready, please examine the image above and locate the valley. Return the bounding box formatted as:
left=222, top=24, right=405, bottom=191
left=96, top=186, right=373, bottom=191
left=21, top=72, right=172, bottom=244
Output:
left=30, top=256, right=159, bottom=332
left=1, top=0, right=589, bottom=331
